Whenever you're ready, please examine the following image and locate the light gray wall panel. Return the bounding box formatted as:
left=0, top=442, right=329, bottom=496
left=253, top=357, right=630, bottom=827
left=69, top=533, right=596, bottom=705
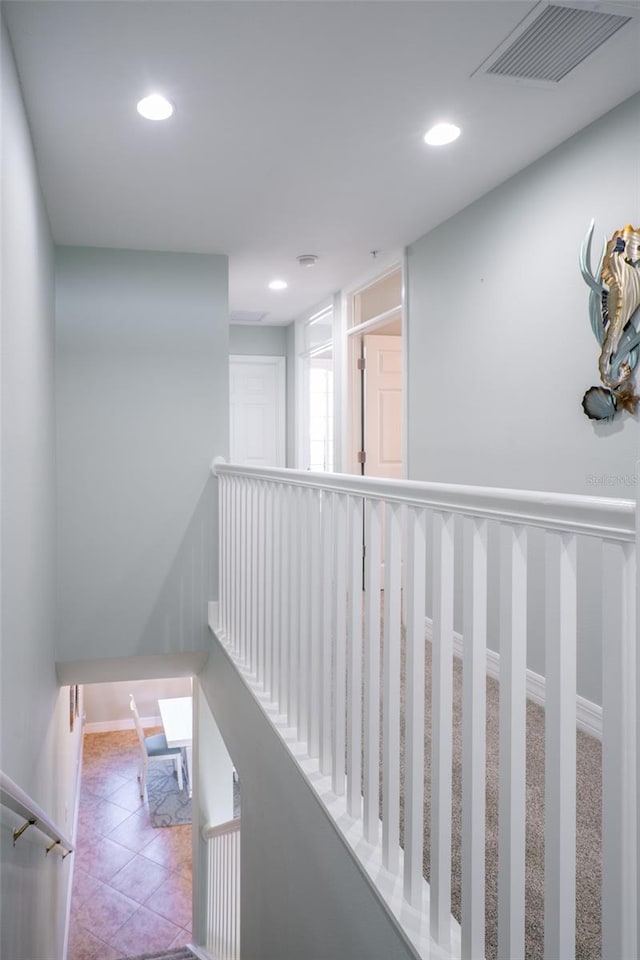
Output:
left=1, top=22, right=83, bottom=958
left=407, top=94, right=640, bottom=704
left=55, top=246, right=228, bottom=665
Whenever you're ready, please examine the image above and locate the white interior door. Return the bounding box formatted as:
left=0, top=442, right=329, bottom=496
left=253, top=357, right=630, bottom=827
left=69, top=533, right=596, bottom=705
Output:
left=363, top=334, right=402, bottom=479
left=230, top=355, right=285, bottom=467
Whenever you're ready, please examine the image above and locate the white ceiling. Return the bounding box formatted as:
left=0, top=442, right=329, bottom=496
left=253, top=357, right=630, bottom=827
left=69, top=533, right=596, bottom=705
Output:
left=5, top=1, right=640, bottom=324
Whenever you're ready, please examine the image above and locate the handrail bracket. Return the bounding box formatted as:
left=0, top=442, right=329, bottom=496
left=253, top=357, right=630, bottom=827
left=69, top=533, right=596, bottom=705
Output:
left=13, top=818, right=37, bottom=846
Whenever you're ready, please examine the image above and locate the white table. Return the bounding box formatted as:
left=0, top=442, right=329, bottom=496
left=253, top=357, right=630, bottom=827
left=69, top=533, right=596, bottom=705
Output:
left=158, top=696, right=193, bottom=797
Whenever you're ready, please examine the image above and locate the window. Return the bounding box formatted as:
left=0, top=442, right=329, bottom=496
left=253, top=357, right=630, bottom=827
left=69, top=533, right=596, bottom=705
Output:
left=297, top=305, right=334, bottom=472
left=308, top=350, right=334, bottom=472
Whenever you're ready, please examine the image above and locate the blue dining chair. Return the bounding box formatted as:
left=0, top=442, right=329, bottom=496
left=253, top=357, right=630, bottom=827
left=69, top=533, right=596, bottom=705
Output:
left=129, top=694, right=184, bottom=798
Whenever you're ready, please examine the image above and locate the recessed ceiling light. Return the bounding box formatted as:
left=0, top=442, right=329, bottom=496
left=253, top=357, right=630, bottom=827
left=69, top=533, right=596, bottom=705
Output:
left=136, top=94, right=174, bottom=121
left=423, top=122, right=461, bottom=146
left=268, top=279, right=288, bottom=291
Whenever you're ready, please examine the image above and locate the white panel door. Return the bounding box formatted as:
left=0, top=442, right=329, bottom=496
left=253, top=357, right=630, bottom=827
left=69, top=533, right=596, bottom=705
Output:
left=230, top=355, right=285, bottom=467
left=363, top=335, right=402, bottom=479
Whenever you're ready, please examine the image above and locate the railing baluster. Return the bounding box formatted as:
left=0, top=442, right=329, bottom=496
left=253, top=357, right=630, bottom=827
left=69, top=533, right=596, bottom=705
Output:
left=205, top=842, right=210, bottom=947
left=239, top=479, right=247, bottom=663
left=347, top=495, right=364, bottom=817
left=382, top=501, right=402, bottom=872
left=215, top=835, right=221, bottom=955
left=234, top=479, right=240, bottom=655
left=309, top=488, right=322, bottom=759
left=602, top=538, right=637, bottom=960
left=222, top=834, right=227, bottom=955
left=227, top=832, right=233, bottom=954
left=222, top=833, right=228, bottom=954
left=233, top=476, right=241, bottom=654
left=498, top=523, right=527, bottom=960
left=298, top=487, right=311, bottom=742
left=544, top=530, right=577, bottom=960
left=404, top=504, right=427, bottom=906
left=209, top=838, right=215, bottom=950
left=363, top=498, right=382, bottom=844
left=264, top=483, right=273, bottom=696
left=430, top=508, right=455, bottom=947
left=256, top=481, right=265, bottom=685
left=333, top=492, right=348, bottom=795
left=271, top=483, right=281, bottom=706
left=223, top=475, right=230, bottom=639
left=461, top=516, right=488, bottom=959
left=251, top=480, right=260, bottom=675
left=246, top=478, right=252, bottom=666
left=279, top=486, right=291, bottom=719
left=289, top=486, right=300, bottom=730
left=244, top=480, right=252, bottom=667
left=219, top=474, right=226, bottom=635
left=223, top=477, right=234, bottom=643
left=224, top=833, right=228, bottom=955
left=227, top=476, right=232, bottom=640
left=320, top=491, right=333, bottom=776
left=223, top=475, right=229, bottom=637
left=236, top=827, right=241, bottom=956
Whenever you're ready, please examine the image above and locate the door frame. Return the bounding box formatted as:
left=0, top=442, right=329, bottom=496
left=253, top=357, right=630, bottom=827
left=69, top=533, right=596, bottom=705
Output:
left=339, top=253, right=408, bottom=478
left=229, top=354, right=286, bottom=467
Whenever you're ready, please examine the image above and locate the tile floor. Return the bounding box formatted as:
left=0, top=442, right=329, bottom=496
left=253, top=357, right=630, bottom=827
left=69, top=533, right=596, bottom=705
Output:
left=68, top=730, right=193, bottom=960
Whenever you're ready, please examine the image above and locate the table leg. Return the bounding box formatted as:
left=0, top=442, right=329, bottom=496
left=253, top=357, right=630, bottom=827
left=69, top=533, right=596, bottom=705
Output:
left=186, top=745, right=193, bottom=798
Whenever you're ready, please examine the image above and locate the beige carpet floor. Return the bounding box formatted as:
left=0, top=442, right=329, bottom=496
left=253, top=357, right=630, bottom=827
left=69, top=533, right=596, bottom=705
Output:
left=391, top=633, right=602, bottom=960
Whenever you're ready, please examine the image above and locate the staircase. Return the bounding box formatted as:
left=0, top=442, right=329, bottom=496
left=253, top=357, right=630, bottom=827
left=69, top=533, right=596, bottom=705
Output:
left=121, top=948, right=195, bottom=960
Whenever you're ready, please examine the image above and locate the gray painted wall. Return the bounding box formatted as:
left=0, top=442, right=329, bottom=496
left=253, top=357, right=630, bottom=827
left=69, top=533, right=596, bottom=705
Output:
left=1, top=20, right=83, bottom=960
left=55, top=246, right=229, bottom=667
left=199, top=636, right=418, bottom=960
left=229, top=323, right=287, bottom=356
left=407, top=93, right=640, bottom=704
left=83, top=677, right=192, bottom=724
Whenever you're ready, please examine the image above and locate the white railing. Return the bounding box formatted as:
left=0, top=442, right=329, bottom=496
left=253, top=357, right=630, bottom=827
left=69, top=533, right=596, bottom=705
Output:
left=212, top=460, right=637, bottom=960
left=203, top=817, right=240, bottom=960
left=0, top=770, right=74, bottom=857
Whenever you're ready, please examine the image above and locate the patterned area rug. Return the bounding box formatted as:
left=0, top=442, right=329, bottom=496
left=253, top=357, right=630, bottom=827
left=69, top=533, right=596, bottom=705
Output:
left=146, top=758, right=192, bottom=828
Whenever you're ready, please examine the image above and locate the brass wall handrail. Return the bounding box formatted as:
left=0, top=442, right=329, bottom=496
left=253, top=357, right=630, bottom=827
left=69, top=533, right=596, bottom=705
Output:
left=0, top=770, right=73, bottom=857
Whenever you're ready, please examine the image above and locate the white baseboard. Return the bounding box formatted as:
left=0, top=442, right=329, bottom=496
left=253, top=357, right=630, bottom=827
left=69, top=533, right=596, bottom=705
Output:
left=186, top=943, right=216, bottom=960
left=424, top=617, right=602, bottom=740
left=208, top=601, right=219, bottom=630
left=84, top=715, right=161, bottom=734
left=574, top=695, right=603, bottom=740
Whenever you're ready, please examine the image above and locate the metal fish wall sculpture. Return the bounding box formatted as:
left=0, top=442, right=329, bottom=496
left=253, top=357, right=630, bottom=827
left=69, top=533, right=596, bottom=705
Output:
left=580, top=221, right=640, bottom=421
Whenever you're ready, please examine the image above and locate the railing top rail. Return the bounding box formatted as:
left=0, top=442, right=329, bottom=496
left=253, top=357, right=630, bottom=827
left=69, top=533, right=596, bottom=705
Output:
left=0, top=770, right=73, bottom=854
left=202, top=817, right=241, bottom=841
left=211, top=459, right=635, bottom=542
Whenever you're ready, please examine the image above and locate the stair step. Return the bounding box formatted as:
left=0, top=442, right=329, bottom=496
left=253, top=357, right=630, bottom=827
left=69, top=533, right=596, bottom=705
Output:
left=118, top=947, right=194, bottom=960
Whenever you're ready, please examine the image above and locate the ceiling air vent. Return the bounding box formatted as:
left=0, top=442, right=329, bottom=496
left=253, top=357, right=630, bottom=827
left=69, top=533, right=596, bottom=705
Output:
left=229, top=311, right=269, bottom=324
left=473, top=2, right=632, bottom=85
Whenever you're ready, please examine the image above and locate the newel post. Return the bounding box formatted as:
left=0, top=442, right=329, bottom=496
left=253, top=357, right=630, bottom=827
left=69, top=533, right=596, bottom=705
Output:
left=601, top=465, right=638, bottom=960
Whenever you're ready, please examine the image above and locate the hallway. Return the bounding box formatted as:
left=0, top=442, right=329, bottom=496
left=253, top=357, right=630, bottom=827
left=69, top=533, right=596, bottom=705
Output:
left=68, top=731, right=192, bottom=960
